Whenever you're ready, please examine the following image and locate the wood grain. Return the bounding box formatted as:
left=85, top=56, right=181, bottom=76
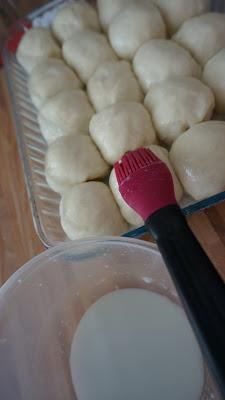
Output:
left=0, top=70, right=43, bottom=286
left=188, top=207, right=225, bottom=280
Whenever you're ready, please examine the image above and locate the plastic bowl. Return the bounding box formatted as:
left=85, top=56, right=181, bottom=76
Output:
left=0, top=237, right=220, bottom=399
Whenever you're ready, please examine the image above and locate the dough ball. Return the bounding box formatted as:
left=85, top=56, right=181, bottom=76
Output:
left=108, top=2, right=166, bottom=60
left=63, top=31, right=117, bottom=83
left=38, top=89, right=94, bottom=144
left=90, top=102, right=156, bottom=165
left=203, top=49, right=225, bottom=114
left=97, top=0, right=133, bottom=31
left=87, top=60, right=143, bottom=111
left=109, top=169, right=143, bottom=226
left=51, top=2, right=100, bottom=43
left=133, top=39, right=200, bottom=93
left=60, top=182, right=128, bottom=239
left=110, top=144, right=183, bottom=225
left=28, top=59, right=82, bottom=110
left=147, top=145, right=184, bottom=202
left=170, top=121, right=225, bottom=200
left=154, top=0, right=210, bottom=35
left=144, top=77, right=215, bottom=145
left=45, top=134, right=109, bottom=194
left=173, top=13, right=225, bottom=66
left=16, top=28, right=61, bottom=74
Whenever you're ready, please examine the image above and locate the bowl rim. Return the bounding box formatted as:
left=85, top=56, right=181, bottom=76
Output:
left=0, top=237, right=158, bottom=301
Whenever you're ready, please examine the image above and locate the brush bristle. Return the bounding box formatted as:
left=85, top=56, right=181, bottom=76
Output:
left=114, top=147, right=177, bottom=221
left=115, top=148, right=160, bottom=185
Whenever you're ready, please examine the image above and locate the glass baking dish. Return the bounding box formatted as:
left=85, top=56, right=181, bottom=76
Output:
left=3, top=0, right=225, bottom=248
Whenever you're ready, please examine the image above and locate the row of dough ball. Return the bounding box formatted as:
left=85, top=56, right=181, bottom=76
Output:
left=51, top=0, right=211, bottom=63
left=98, top=1, right=225, bottom=70
left=17, top=31, right=225, bottom=118
left=18, top=3, right=225, bottom=120
left=17, top=3, right=225, bottom=117
left=26, top=42, right=216, bottom=150
left=58, top=1, right=225, bottom=117
left=16, top=0, right=225, bottom=77
left=35, top=56, right=214, bottom=153
left=15, top=1, right=215, bottom=76
left=97, top=0, right=210, bottom=35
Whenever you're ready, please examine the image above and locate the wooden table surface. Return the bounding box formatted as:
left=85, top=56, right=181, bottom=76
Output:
left=0, top=0, right=225, bottom=286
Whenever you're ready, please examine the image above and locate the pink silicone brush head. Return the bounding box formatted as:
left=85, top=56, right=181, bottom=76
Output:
left=114, top=148, right=177, bottom=221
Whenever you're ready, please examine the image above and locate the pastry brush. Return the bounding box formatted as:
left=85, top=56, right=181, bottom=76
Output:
left=115, top=148, right=225, bottom=396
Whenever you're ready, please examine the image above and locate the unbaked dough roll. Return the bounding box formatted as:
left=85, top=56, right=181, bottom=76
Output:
left=63, top=31, right=117, bottom=83
left=87, top=60, right=143, bottom=111
left=109, top=169, right=143, bottom=227
left=52, top=2, right=101, bottom=43
left=110, top=144, right=183, bottom=226
left=90, top=102, right=156, bottom=165
left=144, top=77, right=215, bottom=145
left=148, top=145, right=184, bottom=202
left=38, top=89, right=94, bottom=144
left=170, top=121, right=225, bottom=200
left=97, top=0, right=133, bottom=31
left=60, top=182, right=128, bottom=239
left=133, top=39, right=200, bottom=93
left=173, top=13, right=225, bottom=66
left=203, top=49, right=225, bottom=114
left=153, top=0, right=210, bottom=35
left=45, top=134, right=109, bottom=194
left=16, top=28, right=61, bottom=74
left=28, top=59, right=82, bottom=109
left=108, top=2, right=166, bottom=60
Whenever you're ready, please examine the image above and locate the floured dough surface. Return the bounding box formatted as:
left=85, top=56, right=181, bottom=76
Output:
left=70, top=289, right=204, bottom=400
left=45, top=134, right=109, bottom=194
left=133, top=39, right=200, bottom=93
left=144, top=77, right=215, bottom=145
left=108, top=2, right=166, bottom=60
left=16, top=28, right=61, bottom=74
left=28, top=59, right=82, bottom=109
left=170, top=121, right=225, bottom=200
left=97, top=0, right=134, bottom=31
left=203, top=48, right=225, bottom=114
left=109, top=169, right=143, bottom=227
left=52, top=2, right=100, bottom=43
left=173, top=13, right=225, bottom=66
left=38, top=89, right=94, bottom=144
left=90, top=102, right=156, bottom=165
left=110, top=144, right=183, bottom=226
left=87, top=60, right=143, bottom=111
left=63, top=31, right=117, bottom=83
left=147, top=145, right=184, bottom=202
left=60, top=182, right=127, bottom=239
left=154, top=0, right=210, bottom=34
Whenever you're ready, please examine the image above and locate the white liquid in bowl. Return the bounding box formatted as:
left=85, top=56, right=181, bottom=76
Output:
left=70, top=288, right=204, bottom=400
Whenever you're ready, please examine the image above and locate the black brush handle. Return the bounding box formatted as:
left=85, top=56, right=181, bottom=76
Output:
left=146, top=205, right=225, bottom=397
